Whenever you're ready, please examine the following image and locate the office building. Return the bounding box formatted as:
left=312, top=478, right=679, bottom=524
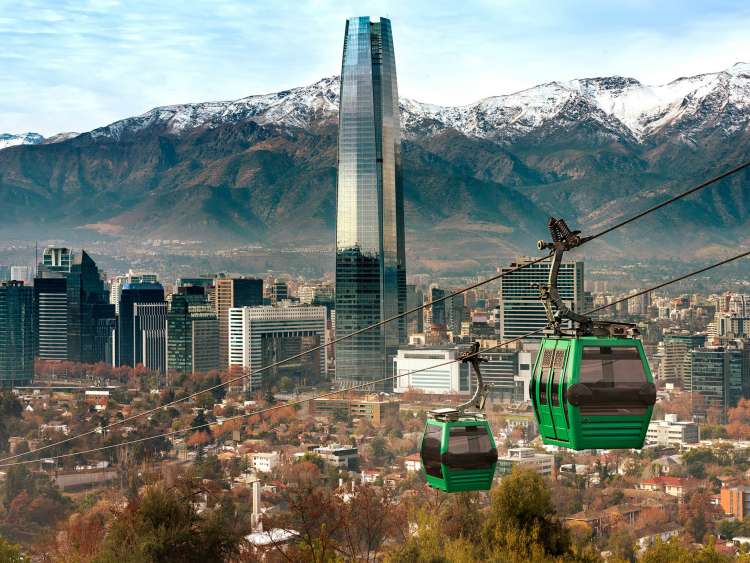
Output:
left=498, top=256, right=584, bottom=340
left=33, top=277, right=68, bottom=360
left=133, top=303, right=167, bottom=374
left=406, top=284, right=424, bottom=335
left=0, top=282, right=34, bottom=387
left=496, top=448, right=554, bottom=477
left=42, top=247, right=72, bottom=272
left=271, top=280, right=289, bottom=304
left=117, top=283, right=165, bottom=367
left=0, top=266, right=10, bottom=281
left=721, top=484, right=750, bottom=519
left=110, top=270, right=158, bottom=315
left=335, top=16, right=406, bottom=389
left=228, top=303, right=326, bottom=391
left=310, top=393, right=400, bottom=425
left=393, top=347, right=470, bottom=395
left=686, top=347, right=744, bottom=421
left=483, top=350, right=533, bottom=403
left=429, top=287, right=447, bottom=329
left=67, top=251, right=115, bottom=364
left=659, top=334, right=706, bottom=385
left=167, top=294, right=219, bottom=374
left=645, top=414, right=699, bottom=447
left=10, top=266, right=32, bottom=285
left=215, top=277, right=263, bottom=367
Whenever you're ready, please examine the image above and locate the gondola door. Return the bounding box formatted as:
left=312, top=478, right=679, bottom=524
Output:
left=535, top=345, right=556, bottom=440
left=548, top=341, right=570, bottom=442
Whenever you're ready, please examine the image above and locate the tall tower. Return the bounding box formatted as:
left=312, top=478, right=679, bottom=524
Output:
left=335, top=17, right=406, bottom=389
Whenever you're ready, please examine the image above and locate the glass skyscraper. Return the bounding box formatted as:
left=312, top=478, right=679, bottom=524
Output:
left=335, top=16, right=406, bottom=389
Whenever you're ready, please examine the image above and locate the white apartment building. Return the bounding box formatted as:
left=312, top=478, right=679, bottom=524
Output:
left=393, top=347, right=470, bottom=395
left=646, top=413, right=699, bottom=447
left=251, top=452, right=280, bottom=473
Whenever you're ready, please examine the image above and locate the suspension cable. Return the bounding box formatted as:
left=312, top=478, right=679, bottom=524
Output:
left=3, top=247, right=748, bottom=468
left=3, top=160, right=747, bottom=465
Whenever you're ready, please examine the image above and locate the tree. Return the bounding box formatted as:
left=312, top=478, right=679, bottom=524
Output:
left=94, top=482, right=242, bottom=563
left=0, top=537, right=28, bottom=563
left=482, top=467, right=570, bottom=557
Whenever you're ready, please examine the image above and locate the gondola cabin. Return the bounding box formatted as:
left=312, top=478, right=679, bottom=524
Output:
left=420, top=412, right=498, bottom=493
left=531, top=336, right=656, bottom=450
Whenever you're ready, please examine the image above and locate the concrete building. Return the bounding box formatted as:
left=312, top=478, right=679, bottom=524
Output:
left=229, top=303, right=326, bottom=391
left=33, top=277, right=68, bottom=360
left=310, top=394, right=400, bottom=425
left=646, top=414, right=699, bottom=447
left=721, top=484, right=750, bottom=518
left=659, top=334, right=706, bottom=385
left=496, top=447, right=554, bottom=477
left=313, top=444, right=359, bottom=471
left=134, top=303, right=168, bottom=374
left=251, top=452, right=280, bottom=473
left=483, top=350, right=533, bottom=403
left=215, top=277, right=263, bottom=367
left=393, top=347, right=470, bottom=395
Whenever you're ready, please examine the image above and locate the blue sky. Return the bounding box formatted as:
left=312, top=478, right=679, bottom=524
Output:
left=1, top=0, right=748, bottom=136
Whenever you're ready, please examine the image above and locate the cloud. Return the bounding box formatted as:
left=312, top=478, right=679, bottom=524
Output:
left=0, top=0, right=748, bottom=135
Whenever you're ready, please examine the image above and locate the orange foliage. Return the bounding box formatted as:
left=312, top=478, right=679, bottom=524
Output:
left=186, top=431, right=211, bottom=447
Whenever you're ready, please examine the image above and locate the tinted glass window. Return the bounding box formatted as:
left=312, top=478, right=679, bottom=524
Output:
left=444, top=425, right=497, bottom=470
left=421, top=424, right=443, bottom=478
left=448, top=425, right=493, bottom=455
left=578, top=346, right=648, bottom=416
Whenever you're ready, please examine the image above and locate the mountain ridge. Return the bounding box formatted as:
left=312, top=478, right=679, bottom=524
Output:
left=0, top=63, right=748, bottom=270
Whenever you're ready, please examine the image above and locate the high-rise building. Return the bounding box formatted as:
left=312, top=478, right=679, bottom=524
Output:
left=215, top=277, right=263, bottom=367
left=271, top=280, right=289, bottom=304
left=659, top=334, right=706, bottom=385
left=110, top=270, right=159, bottom=315
left=134, top=302, right=168, bottom=374
left=686, top=347, right=744, bottom=421
left=498, top=256, right=584, bottom=340
left=335, top=16, right=406, bottom=389
left=429, top=287, right=447, bottom=329
left=406, top=284, right=424, bottom=335
left=228, top=304, right=326, bottom=391
left=483, top=350, right=533, bottom=403
left=0, top=281, right=34, bottom=387
left=117, top=283, right=165, bottom=367
left=67, top=251, right=115, bottom=364
left=167, top=293, right=219, bottom=374
left=33, top=277, right=68, bottom=360
left=0, top=265, right=10, bottom=281
left=42, top=247, right=72, bottom=272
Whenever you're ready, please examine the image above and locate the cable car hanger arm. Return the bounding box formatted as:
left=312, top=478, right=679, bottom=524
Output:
left=456, top=342, right=491, bottom=414
left=537, top=217, right=636, bottom=338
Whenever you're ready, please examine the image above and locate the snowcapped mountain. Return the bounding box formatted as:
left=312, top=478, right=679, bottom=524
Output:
left=0, top=132, right=44, bottom=149
left=84, top=62, right=749, bottom=144
left=0, top=131, right=80, bottom=151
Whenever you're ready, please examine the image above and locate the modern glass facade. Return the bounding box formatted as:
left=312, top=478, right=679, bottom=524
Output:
left=0, top=281, right=34, bottom=387
left=117, top=283, right=165, bottom=367
left=499, top=257, right=584, bottom=340
left=335, top=16, right=406, bottom=389
left=686, top=347, right=744, bottom=422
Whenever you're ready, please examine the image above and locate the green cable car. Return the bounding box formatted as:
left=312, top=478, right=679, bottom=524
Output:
left=420, top=344, right=498, bottom=493
left=531, top=218, right=657, bottom=451
left=531, top=336, right=655, bottom=450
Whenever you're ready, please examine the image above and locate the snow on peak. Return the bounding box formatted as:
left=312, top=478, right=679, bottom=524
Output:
left=84, top=62, right=749, bottom=143
left=0, top=132, right=44, bottom=150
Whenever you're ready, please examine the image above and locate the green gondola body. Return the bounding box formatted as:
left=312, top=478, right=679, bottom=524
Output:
left=420, top=418, right=498, bottom=493
left=531, top=336, right=656, bottom=451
